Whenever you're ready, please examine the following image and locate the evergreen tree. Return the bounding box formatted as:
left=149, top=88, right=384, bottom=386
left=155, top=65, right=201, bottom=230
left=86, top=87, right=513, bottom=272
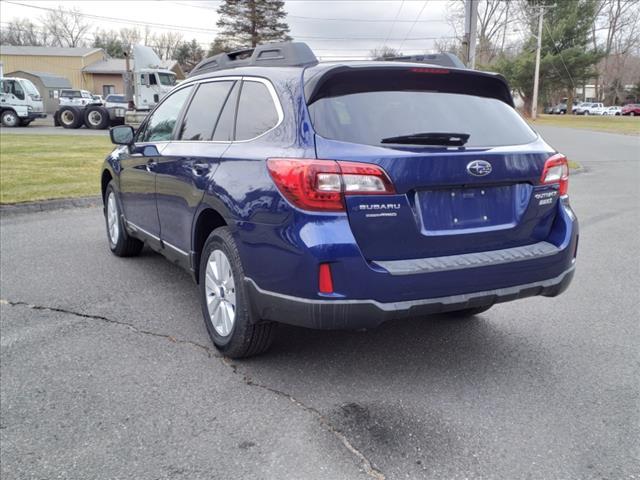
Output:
left=214, top=0, right=291, bottom=51
left=494, top=0, right=602, bottom=113
left=174, top=39, right=205, bottom=72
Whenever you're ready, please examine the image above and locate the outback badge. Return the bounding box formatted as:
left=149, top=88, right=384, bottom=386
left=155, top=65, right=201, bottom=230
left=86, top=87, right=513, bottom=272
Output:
left=466, top=160, right=492, bottom=177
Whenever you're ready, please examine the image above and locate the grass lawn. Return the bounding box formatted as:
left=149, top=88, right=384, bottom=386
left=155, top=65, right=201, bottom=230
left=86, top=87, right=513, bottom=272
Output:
left=0, top=134, right=112, bottom=204
left=529, top=114, right=640, bottom=135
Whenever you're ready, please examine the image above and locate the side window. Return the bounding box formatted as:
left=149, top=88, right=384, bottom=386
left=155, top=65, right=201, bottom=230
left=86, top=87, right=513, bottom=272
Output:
left=179, top=81, right=234, bottom=141
left=212, top=81, right=240, bottom=142
left=235, top=81, right=279, bottom=141
left=12, top=81, right=25, bottom=100
left=140, top=85, right=193, bottom=143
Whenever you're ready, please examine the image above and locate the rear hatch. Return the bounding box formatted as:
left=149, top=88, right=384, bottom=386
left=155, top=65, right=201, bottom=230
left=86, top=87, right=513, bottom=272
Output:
left=305, top=64, right=559, bottom=261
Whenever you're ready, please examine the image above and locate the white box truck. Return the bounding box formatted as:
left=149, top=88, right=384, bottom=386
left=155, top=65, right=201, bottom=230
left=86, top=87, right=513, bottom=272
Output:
left=0, top=76, right=47, bottom=127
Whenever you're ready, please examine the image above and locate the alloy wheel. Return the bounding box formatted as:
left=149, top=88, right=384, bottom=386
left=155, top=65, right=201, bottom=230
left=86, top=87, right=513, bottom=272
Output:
left=204, top=249, right=236, bottom=337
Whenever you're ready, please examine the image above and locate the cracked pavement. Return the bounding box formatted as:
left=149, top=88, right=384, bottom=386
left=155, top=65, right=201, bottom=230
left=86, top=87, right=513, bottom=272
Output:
left=1, top=126, right=639, bottom=479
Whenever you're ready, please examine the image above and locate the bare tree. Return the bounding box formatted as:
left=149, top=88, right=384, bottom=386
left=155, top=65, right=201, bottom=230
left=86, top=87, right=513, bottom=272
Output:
left=0, top=18, right=49, bottom=46
left=594, top=0, right=640, bottom=102
left=369, top=46, right=402, bottom=59
left=43, top=6, right=89, bottom=47
left=442, top=0, right=521, bottom=65
left=119, top=27, right=143, bottom=53
left=152, top=32, right=184, bottom=60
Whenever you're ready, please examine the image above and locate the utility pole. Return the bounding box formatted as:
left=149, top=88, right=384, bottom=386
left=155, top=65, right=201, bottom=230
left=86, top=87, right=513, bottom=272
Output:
left=463, top=0, right=478, bottom=69
left=531, top=6, right=545, bottom=120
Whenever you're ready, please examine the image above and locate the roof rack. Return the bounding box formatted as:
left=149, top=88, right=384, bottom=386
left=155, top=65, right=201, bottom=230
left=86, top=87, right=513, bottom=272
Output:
left=188, top=42, right=318, bottom=77
left=379, top=53, right=466, bottom=69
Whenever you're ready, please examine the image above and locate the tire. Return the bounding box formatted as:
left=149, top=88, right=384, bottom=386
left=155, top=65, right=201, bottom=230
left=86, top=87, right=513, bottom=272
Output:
left=584, top=111, right=589, bottom=115
left=199, top=227, right=275, bottom=358
left=19, top=119, right=32, bottom=127
left=1, top=110, right=19, bottom=127
left=444, top=305, right=493, bottom=318
left=58, top=106, right=82, bottom=129
left=84, top=106, right=110, bottom=129
left=104, top=182, right=143, bottom=257
left=630, top=111, right=636, bottom=116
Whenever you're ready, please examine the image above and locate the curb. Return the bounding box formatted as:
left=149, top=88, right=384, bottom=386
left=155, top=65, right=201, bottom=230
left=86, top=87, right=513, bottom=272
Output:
left=0, top=196, right=102, bottom=216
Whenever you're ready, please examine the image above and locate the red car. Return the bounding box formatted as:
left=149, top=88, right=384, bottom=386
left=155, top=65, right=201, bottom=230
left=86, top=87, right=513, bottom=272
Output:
left=621, top=104, right=640, bottom=116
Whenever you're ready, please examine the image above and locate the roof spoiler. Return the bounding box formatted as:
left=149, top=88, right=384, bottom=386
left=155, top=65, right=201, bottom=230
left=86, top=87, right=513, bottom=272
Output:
left=189, top=42, right=319, bottom=77
left=379, top=53, right=466, bottom=69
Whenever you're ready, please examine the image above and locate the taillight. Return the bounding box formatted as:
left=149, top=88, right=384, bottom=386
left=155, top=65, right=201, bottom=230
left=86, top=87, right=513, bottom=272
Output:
left=541, top=153, right=569, bottom=196
left=267, top=158, right=395, bottom=212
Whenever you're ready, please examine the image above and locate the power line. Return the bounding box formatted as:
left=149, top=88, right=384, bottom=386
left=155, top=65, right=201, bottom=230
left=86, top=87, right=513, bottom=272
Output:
left=382, top=0, right=404, bottom=49
left=397, top=1, right=429, bottom=52
left=168, top=1, right=446, bottom=22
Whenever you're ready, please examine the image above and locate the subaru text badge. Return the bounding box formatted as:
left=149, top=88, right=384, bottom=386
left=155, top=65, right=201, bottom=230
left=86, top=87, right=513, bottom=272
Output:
left=466, top=160, right=492, bottom=177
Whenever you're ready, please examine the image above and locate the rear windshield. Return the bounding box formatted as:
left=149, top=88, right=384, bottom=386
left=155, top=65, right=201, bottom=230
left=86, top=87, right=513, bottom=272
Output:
left=308, top=90, right=537, bottom=148
left=60, top=90, right=81, bottom=98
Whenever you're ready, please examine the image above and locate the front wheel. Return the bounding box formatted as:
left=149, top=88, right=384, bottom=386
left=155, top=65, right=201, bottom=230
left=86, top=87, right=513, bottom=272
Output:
left=199, top=227, right=274, bottom=358
left=104, top=182, right=143, bottom=257
left=1, top=110, right=19, bottom=127
left=630, top=111, right=636, bottom=116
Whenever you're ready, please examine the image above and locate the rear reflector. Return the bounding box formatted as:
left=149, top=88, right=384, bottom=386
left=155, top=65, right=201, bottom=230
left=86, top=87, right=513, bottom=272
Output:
left=541, top=153, right=569, bottom=196
left=267, top=158, right=395, bottom=212
left=318, top=263, right=334, bottom=294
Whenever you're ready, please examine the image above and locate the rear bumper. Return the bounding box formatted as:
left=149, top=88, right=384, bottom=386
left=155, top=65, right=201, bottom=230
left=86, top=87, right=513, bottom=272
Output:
left=246, top=265, right=575, bottom=330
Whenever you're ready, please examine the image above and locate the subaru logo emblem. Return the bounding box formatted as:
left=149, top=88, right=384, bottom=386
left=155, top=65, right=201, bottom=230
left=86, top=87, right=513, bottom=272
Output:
left=466, top=160, right=492, bottom=177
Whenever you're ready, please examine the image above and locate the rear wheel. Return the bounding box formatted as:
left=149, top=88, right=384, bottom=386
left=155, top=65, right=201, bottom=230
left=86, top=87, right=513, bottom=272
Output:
left=59, top=107, right=82, bottom=129
left=1, top=110, right=19, bottom=127
left=199, top=227, right=274, bottom=358
left=84, top=106, right=110, bottom=129
left=444, top=305, right=493, bottom=318
left=104, top=182, right=143, bottom=257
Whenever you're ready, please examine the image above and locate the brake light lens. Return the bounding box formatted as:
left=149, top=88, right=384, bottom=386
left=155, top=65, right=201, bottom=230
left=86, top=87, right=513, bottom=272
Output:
left=541, top=153, right=569, bottom=196
left=267, top=158, right=395, bottom=212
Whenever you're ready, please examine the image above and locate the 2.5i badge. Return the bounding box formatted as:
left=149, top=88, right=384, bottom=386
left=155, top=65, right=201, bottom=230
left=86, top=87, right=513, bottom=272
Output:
left=534, top=190, right=558, bottom=206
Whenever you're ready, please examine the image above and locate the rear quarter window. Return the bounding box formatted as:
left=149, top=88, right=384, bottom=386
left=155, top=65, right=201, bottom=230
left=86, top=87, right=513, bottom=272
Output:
left=235, top=81, right=280, bottom=141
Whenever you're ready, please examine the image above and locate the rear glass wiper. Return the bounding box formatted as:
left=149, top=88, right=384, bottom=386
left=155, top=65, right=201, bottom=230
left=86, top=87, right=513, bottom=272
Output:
left=381, top=132, right=470, bottom=146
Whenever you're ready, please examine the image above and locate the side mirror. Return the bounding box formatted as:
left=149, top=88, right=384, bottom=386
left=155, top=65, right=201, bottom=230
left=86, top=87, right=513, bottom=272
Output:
left=141, top=74, right=150, bottom=86
left=110, top=125, right=135, bottom=145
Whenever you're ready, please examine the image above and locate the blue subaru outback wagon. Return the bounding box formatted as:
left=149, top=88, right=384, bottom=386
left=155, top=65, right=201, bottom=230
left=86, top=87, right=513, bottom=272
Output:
left=102, top=43, right=578, bottom=358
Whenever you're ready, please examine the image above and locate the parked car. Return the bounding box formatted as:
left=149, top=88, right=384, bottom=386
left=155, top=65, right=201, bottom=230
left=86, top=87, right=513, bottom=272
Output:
left=104, top=94, right=128, bottom=109
left=59, top=89, right=98, bottom=107
left=574, top=102, right=605, bottom=115
left=101, top=42, right=578, bottom=358
left=571, top=102, right=585, bottom=114
left=621, top=104, right=640, bottom=116
left=552, top=103, right=567, bottom=114
left=603, top=106, right=622, bottom=116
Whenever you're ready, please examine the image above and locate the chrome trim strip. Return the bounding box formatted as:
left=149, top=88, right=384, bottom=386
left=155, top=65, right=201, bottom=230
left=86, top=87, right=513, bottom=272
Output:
left=125, top=220, right=189, bottom=256
left=163, top=240, right=189, bottom=257
left=164, top=76, right=284, bottom=145
left=125, top=220, right=160, bottom=241
left=245, top=265, right=575, bottom=311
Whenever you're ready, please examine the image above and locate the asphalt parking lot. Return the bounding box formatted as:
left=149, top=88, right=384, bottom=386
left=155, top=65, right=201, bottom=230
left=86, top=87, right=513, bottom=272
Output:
left=0, top=117, right=107, bottom=136
left=1, top=126, right=638, bottom=479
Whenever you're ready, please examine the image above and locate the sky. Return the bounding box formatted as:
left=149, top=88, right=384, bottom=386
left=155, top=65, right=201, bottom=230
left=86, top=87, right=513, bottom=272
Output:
left=0, top=0, right=462, bottom=59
